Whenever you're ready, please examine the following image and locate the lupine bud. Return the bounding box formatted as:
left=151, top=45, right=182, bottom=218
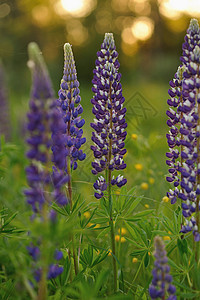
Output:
left=149, top=236, right=176, bottom=300
left=91, top=33, right=127, bottom=199
left=57, top=43, right=86, bottom=171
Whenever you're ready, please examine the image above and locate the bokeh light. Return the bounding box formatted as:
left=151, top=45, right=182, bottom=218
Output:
left=131, top=17, right=154, bottom=41
left=159, top=0, right=200, bottom=19
left=0, top=3, right=10, bottom=18
left=60, top=0, right=97, bottom=17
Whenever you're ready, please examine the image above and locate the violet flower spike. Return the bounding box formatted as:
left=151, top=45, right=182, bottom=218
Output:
left=149, top=236, right=176, bottom=300
left=58, top=43, right=86, bottom=172
left=91, top=33, right=127, bottom=199
left=166, top=19, right=200, bottom=242
left=25, top=42, right=66, bottom=286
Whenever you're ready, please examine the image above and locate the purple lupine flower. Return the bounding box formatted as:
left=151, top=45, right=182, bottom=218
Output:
left=166, top=19, right=200, bottom=241
left=25, top=42, right=66, bottom=282
left=149, top=236, right=176, bottom=300
left=25, top=42, right=68, bottom=213
left=57, top=43, right=86, bottom=172
left=91, top=33, right=127, bottom=199
left=0, top=61, right=10, bottom=140
left=166, top=65, right=186, bottom=204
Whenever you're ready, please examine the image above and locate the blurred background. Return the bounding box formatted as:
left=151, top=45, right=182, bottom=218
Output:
left=1, top=0, right=200, bottom=204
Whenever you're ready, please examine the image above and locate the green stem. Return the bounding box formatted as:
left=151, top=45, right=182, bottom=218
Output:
left=67, top=161, right=78, bottom=276
left=37, top=203, right=48, bottom=300
left=108, top=169, right=117, bottom=293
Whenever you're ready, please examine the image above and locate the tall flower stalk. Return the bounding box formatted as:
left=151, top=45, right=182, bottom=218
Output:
left=166, top=20, right=200, bottom=253
left=91, top=33, right=127, bottom=292
left=25, top=42, right=67, bottom=298
left=57, top=43, right=86, bottom=275
left=149, top=236, right=176, bottom=300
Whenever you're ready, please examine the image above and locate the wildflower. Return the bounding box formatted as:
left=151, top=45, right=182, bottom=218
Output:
left=118, top=227, right=127, bottom=235
left=141, top=182, right=149, bottom=190
left=91, top=33, right=127, bottom=199
left=149, top=236, right=176, bottom=300
left=120, top=237, right=126, bottom=243
left=57, top=43, right=86, bottom=172
left=132, top=257, right=138, bottom=263
left=131, top=133, right=138, bottom=140
left=83, top=211, right=91, bottom=219
left=163, top=236, right=171, bottom=241
left=115, top=235, right=120, bottom=242
left=149, top=177, right=155, bottom=184
left=25, top=42, right=68, bottom=214
left=135, top=163, right=143, bottom=171
left=145, top=204, right=149, bottom=208
left=162, top=196, right=169, bottom=203
left=25, top=43, right=66, bottom=285
left=108, top=249, right=112, bottom=256
left=166, top=19, right=200, bottom=241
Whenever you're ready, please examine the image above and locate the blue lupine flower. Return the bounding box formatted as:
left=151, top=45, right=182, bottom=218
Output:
left=91, top=33, right=127, bottom=199
left=166, top=19, right=200, bottom=241
left=57, top=43, right=86, bottom=171
left=25, top=42, right=66, bottom=282
left=25, top=42, right=68, bottom=213
left=149, top=236, right=176, bottom=300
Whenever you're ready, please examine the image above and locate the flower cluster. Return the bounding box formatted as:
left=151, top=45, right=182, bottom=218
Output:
left=166, top=19, right=200, bottom=241
left=149, top=236, right=176, bottom=300
left=25, top=42, right=67, bottom=281
left=25, top=43, right=68, bottom=213
left=57, top=43, right=86, bottom=171
left=91, top=33, right=127, bottom=198
left=27, top=244, right=63, bottom=281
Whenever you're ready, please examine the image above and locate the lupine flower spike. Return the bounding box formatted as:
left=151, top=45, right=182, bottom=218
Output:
left=25, top=43, right=67, bottom=295
left=166, top=19, right=200, bottom=242
left=57, top=43, right=86, bottom=207
left=91, top=33, right=127, bottom=199
left=149, top=236, right=176, bottom=300
left=57, top=43, right=86, bottom=275
left=91, top=33, right=127, bottom=292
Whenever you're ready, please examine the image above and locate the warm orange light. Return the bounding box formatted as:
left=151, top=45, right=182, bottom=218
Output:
left=159, top=0, right=200, bottom=19
left=60, top=0, right=96, bottom=17
left=131, top=17, right=154, bottom=41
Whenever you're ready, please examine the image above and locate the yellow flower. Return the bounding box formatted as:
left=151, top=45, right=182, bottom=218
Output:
left=120, top=237, right=126, bottom=243
left=108, top=249, right=112, bottom=256
left=144, top=204, right=149, bottom=208
left=163, top=236, right=171, bottom=241
left=83, top=211, right=91, bottom=219
left=131, top=133, right=138, bottom=140
left=115, top=235, right=120, bottom=242
left=118, top=227, right=127, bottom=235
left=168, top=231, right=172, bottom=234
left=87, top=222, right=94, bottom=228
left=135, top=163, right=143, bottom=171
left=141, top=182, right=149, bottom=190
left=94, top=224, right=100, bottom=228
left=132, top=257, right=138, bottom=263
left=149, top=177, right=155, bottom=184
left=148, top=251, right=151, bottom=256
left=162, top=196, right=169, bottom=203
left=115, top=190, right=120, bottom=195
